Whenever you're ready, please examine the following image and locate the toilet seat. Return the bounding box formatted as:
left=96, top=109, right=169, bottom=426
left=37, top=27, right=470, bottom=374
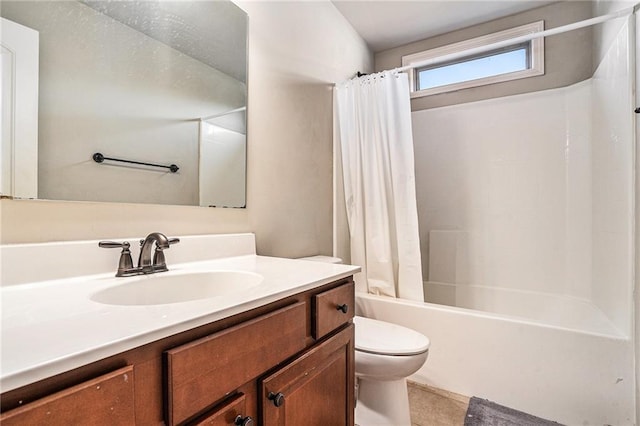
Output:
left=354, top=316, right=430, bottom=356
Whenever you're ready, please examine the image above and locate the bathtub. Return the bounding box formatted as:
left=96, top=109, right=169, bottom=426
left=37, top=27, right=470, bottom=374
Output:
left=423, top=281, right=622, bottom=337
left=355, top=292, right=635, bottom=426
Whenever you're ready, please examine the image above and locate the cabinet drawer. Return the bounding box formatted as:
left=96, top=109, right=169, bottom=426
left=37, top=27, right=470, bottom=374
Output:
left=165, top=302, right=307, bottom=425
left=313, top=281, right=354, bottom=339
left=189, top=393, right=251, bottom=426
left=0, top=366, right=135, bottom=426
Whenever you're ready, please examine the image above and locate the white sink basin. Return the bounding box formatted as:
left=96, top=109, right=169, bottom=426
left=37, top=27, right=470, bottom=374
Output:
left=91, top=270, right=264, bottom=306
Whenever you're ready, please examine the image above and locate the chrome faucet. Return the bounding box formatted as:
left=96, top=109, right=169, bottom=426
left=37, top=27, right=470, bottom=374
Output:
left=99, top=232, right=180, bottom=277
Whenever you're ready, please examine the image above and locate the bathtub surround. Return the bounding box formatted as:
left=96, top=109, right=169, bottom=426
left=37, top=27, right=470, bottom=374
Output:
left=413, top=18, right=633, bottom=338
left=335, top=72, right=423, bottom=301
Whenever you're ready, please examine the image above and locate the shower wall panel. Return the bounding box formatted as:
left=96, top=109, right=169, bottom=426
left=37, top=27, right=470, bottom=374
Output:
left=591, top=21, right=634, bottom=335
left=412, top=82, right=593, bottom=299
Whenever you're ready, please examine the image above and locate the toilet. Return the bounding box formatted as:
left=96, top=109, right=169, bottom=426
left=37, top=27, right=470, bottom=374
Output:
left=298, top=256, right=431, bottom=426
left=354, top=316, right=430, bottom=426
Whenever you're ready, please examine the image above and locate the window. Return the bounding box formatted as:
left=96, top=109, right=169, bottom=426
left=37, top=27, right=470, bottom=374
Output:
left=402, top=21, right=544, bottom=97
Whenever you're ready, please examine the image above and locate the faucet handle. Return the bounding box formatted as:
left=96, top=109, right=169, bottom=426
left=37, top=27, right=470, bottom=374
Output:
left=99, top=241, right=129, bottom=249
left=99, top=241, right=134, bottom=277
left=152, top=237, right=180, bottom=271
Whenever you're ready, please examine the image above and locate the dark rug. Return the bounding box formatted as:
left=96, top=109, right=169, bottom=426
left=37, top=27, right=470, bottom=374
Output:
left=464, top=397, right=564, bottom=426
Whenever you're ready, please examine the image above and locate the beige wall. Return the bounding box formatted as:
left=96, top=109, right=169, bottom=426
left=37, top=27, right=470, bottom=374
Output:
left=375, top=1, right=594, bottom=110
left=0, top=1, right=372, bottom=260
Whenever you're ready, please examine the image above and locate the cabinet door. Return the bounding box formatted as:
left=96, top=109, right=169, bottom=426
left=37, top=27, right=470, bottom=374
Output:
left=0, top=366, right=135, bottom=426
left=189, top=393, right=253, bottom=426
left=261, top=324, right=354, bottom=426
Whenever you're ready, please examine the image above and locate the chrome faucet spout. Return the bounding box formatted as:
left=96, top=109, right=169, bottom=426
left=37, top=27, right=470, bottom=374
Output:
left=138, top=232, right=170, bottom=272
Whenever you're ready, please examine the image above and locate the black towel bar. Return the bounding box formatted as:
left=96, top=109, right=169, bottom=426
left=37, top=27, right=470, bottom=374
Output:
left=93, top=153, right=179, bottom=173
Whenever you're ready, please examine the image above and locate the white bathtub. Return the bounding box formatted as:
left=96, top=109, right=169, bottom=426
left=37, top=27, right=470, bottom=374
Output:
left=355, top=292, right=635, bottom=426
left=423, top=281, right=622, bottom=337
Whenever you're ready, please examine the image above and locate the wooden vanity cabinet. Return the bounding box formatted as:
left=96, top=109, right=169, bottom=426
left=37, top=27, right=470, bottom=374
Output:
left=0, top=366, right=135, bottom=425
left=0, top=277, right=355, bottom=426
left=170, top=279, right=355, bottom=426
left=258, top=281, right=355, bottom=426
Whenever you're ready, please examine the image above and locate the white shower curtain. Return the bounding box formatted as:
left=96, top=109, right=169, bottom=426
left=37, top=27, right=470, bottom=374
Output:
left=335, top=71, right=424, bottom=302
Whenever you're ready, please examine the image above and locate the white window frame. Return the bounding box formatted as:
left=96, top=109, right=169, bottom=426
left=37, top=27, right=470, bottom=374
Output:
left=402, top=21, right=545, bottom=98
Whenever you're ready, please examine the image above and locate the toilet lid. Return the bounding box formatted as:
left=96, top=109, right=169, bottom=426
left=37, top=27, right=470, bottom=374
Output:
left=354, top=316, right=430, bottom=356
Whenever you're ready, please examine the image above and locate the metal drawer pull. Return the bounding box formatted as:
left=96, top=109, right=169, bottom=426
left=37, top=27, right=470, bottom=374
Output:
left=336, top=304, right=349, bottom=314
left=234, top=415, right=254, bottom=426
left=267, top=392, right=285, bottom=407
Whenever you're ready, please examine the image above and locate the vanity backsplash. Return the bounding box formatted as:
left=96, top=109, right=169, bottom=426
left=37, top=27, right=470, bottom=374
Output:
left=0, top=233, right=257, bottom=286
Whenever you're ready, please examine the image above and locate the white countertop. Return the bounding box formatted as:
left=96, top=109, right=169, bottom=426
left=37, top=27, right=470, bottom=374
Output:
left=1, top=254, right=359, bottom=392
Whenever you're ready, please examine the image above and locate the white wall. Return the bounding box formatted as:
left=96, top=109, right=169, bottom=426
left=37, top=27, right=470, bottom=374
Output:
left=0, top=0, right=373, bottom=262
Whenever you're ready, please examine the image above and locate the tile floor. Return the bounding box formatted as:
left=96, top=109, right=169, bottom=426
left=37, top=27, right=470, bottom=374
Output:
left=408, top=381, right=470, bottom=426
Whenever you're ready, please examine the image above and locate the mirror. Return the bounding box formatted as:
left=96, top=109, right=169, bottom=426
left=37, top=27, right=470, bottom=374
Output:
left=0, top=0, right=247, bottom=207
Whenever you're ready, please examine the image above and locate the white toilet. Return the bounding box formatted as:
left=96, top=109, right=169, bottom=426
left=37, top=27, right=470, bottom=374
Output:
left=354, top=316, right=430, bottom=426
left=298, top=256, right=431, bottom=426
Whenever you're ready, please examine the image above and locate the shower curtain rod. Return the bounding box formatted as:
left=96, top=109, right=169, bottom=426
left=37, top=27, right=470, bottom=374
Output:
left=367, top=4, right=638, bottom=77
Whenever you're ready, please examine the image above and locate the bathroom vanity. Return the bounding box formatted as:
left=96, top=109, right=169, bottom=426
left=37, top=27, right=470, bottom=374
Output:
left=0, top=234, right=359, bottom=425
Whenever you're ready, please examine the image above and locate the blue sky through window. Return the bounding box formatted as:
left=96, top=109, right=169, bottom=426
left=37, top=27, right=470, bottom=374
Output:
left=417, top=48, right=528, bottom=91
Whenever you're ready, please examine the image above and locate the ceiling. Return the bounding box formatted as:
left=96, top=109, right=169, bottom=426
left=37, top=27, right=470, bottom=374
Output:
left=331, top=0, right=558, bottom=52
